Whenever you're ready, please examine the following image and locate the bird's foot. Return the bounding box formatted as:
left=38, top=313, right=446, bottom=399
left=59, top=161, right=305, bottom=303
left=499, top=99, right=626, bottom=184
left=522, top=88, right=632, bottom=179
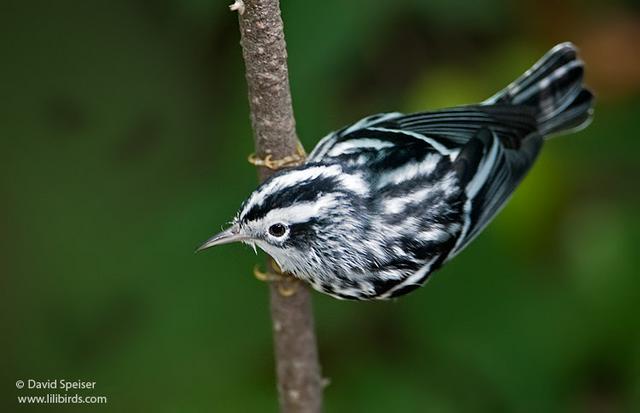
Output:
left=253, top=260, right=299, bottom=297
left=247, top=142, right=306, bottom=170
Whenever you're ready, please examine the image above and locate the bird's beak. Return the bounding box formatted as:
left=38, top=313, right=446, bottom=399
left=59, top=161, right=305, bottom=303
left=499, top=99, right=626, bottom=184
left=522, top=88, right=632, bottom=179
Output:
left=196, top=225, right=247, bottom=252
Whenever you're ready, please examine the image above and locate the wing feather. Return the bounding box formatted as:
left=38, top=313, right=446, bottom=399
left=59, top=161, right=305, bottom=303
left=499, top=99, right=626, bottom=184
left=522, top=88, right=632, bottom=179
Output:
left=449, top=129, right=543, bottom=257
left=308, top=105, right=538, bottom=163
left=308, top=105, right=544, bottom=259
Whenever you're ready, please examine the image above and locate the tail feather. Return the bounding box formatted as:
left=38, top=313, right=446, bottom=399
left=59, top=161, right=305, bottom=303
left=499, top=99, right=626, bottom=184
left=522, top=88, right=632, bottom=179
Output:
left=484, top=42, right=594, bottom=137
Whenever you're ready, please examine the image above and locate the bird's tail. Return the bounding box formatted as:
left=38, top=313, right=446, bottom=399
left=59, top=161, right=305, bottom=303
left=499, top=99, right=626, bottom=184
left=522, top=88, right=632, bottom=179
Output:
left=484, top=42, right=594, bottom=137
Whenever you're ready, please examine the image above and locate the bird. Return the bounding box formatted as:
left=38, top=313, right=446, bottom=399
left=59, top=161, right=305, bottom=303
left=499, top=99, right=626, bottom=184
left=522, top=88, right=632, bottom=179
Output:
left=198, top=42, right=594, bottom=300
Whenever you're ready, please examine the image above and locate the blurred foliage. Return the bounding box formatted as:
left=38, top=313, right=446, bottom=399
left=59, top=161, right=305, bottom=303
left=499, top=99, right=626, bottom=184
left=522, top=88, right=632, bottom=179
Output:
left=1, top=0, right=639, bottom=412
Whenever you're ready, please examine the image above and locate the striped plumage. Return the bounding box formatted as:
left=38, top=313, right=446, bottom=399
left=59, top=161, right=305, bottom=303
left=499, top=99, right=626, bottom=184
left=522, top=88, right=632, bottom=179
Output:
left=200, top=42, right=594, bottom=300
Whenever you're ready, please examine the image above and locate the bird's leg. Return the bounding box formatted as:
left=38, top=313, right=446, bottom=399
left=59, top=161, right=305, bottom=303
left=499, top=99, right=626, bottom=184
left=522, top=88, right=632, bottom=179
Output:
left=276, top=279, right=298, bottom=297
left=248, top=144, right=305, bottom=296
left=253, top=264, right=285, bottom=282
left=247, top=142, right=306, bottom=170
left=253, top=258, right=299, bottom=297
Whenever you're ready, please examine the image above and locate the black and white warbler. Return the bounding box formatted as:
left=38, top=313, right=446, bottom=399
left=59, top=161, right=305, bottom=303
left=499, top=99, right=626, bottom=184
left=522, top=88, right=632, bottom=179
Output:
left=199, top=43, right=594, bottom=300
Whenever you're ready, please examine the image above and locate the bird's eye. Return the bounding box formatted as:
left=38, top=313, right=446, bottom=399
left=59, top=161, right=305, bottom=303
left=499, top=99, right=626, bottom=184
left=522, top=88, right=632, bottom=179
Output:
left=268, top=223, right=287, bottom=238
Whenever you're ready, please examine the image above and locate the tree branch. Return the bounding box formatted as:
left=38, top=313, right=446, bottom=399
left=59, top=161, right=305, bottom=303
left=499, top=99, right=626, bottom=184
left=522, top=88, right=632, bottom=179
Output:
left=233, top=1, right=323, bottom=411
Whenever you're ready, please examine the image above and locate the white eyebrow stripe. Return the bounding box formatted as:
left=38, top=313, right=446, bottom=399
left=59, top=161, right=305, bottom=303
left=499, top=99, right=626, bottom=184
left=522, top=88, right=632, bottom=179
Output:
left=240, top=164, right=344, bottom=220
left=262, top=194, right=338, bottom=224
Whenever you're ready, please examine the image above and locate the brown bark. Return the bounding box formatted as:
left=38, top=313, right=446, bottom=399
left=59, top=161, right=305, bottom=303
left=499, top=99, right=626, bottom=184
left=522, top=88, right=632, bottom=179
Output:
left=234, top=1, right=323, bottom=412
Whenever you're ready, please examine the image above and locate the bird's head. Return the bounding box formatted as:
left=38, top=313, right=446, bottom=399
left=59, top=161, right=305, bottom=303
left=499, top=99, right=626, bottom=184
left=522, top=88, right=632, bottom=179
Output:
left=197, top=163, right=370, bottom=279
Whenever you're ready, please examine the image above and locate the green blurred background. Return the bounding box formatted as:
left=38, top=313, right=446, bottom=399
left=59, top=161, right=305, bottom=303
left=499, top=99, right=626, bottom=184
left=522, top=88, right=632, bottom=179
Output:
left=2, top=0, right=639, bottom=412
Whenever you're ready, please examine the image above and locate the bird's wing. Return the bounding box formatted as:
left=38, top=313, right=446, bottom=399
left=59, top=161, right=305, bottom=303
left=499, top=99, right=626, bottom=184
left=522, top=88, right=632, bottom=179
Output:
left=307, top=105, right=540, bottom=163
left=308, top=105, right=544, bottom=258
left=447, top=127, right=543, bottom=258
